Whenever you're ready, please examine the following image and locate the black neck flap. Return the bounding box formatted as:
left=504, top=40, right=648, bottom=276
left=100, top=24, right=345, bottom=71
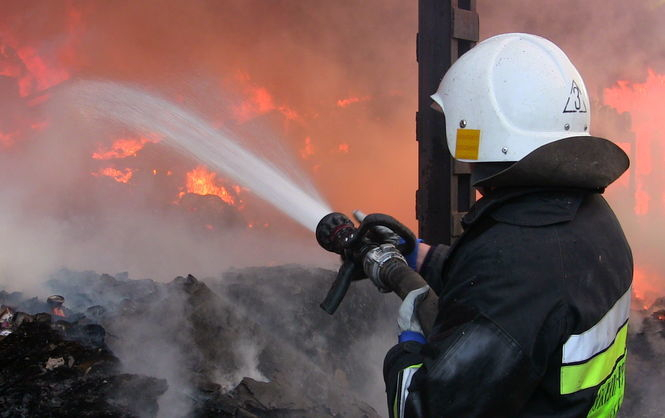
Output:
left=473, top=136, right=630, bottom=191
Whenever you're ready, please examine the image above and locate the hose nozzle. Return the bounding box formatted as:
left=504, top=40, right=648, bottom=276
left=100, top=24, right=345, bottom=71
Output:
left=315, top=212, right=357, bottom=255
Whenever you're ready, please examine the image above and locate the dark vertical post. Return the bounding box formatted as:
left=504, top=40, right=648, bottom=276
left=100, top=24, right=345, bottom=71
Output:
left=416, top=0, right=479, bottom=245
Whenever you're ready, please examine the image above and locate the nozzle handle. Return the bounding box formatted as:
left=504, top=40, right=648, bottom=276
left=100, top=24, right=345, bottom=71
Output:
left=355, top=214, right=417, bottom=255
left=320, top=260, right=361, bottom=314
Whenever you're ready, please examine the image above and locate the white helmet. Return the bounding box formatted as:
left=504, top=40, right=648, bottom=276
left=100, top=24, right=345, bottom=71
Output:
left=431, top=33, right=591, bottom=163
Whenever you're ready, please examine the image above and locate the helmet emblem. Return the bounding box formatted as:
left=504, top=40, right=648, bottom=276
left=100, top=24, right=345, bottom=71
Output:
left=563, top=80, right=588, bottom=113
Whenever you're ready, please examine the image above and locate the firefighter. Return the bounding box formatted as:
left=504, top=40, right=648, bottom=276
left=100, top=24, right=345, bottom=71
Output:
left=363, top=33, right=633, bottom=417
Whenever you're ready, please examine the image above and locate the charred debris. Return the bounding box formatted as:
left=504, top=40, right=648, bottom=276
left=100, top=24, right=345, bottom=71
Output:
left=1, top=267, right=664, bottom=417
left=0, top=267, right=391, bottom=417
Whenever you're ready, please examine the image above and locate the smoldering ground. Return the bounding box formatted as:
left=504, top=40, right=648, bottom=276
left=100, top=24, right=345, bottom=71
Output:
left=37, top=266, right=398, bottom=417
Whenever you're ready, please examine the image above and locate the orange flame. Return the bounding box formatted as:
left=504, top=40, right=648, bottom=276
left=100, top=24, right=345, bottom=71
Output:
left=0, top=131, right=18, bottom=148
left=15, top=46, right=70, bottom=97
left=231, top=72, right=299, bottom=123
left=92, top=137, right=157, bottom=160
left=92, top=167, right=135, bottom=184
left=632, top=266, right=665, bottom=308
left=300, top=137, right=315, bottom=159
left=337, top=143, right=350, bottom=153
left=604, top=69, right=665, bottom=216
left=336, top=95, right=371, bottom=108
left=182, top=165, right=239, bottom=206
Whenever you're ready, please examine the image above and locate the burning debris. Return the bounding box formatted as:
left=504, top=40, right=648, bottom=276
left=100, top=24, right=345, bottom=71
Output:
left=3, top=267, right=663, bottom=417
left=1, top=267, right=390, bottom=417
left=0, top=306, right=15, bottom=337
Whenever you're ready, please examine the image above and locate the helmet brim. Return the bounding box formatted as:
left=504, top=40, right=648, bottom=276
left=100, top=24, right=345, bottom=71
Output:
left=473, top=136, right=629, bottom=190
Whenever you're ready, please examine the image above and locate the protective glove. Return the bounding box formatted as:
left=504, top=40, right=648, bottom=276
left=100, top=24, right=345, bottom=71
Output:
left=397, top=285, right=430, bottom=344
left=354, top=210, right=423, bottom=269
left=353, top=210, right=401, bottom=245
left=363, top=243, right=407, bottom=293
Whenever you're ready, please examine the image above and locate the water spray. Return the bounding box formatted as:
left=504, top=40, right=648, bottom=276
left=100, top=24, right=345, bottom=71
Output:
left=66, top=80, right=331, bottom=232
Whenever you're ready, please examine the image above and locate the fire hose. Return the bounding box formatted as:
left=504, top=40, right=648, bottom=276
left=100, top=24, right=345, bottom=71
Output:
left=315, top=212, right=439, bottom=335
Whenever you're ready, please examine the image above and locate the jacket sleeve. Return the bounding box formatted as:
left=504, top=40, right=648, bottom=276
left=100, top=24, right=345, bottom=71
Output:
left=418, top=244, right=449, bottom=295
left=383, top=304, right=542, bottom=417
left=384, top=341, right=426, bottom=418
left=384, top=232, right=566, bottom=417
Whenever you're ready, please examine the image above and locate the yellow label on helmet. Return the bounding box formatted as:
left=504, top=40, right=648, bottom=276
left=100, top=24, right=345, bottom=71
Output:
left=455, top=129, right=481, bottom=160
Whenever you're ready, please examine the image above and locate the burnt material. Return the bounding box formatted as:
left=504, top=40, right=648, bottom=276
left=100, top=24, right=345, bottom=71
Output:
left=40, top=268, right=385, bottom=417
left=416, top=0, right=478, bottom=245
left=0, top=318, right=167, bottom=418
left=620, top=299, right=665, bottom=417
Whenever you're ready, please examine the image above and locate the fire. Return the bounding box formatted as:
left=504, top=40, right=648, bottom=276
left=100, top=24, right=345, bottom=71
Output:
left=337, top=143, right=350, bottom=153
left=0, top=5, right=81, bottom=150
left=15, top=46, right=70, bottom=97
left=182, top=165, right=239, bottom=206
left=92, top=167, right=135, bottom=184
left=232, top=86, right=275, bottom=123
left=300, top=137, right=315, bottom=159
left=632, top=267, right=664, bottom=308
left=604, top=69, right=665, bottom=216
left=0, top=3, right=80, bottom=98
left=336, top=96, right=371, bottom=108
left=92, top=137, right=158, bottom=160
left=231, top=72, right=299, bottom=123
left=0, top=131, right=18, bottom=148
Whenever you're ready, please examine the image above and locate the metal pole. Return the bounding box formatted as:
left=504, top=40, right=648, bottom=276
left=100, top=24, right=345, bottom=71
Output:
left=416, top=0, right=478, bottom=245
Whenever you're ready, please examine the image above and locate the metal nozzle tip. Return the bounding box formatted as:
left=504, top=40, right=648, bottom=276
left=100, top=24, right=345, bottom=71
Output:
left=352, top=209, right=366, bottom=223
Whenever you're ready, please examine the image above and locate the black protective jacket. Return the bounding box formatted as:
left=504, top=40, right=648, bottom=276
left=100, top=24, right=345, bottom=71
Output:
left=384, top=187, right=633, bottom=417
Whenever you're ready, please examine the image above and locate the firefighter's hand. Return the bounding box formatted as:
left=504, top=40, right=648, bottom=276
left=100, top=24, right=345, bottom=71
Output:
left=363, top=244, right=407, bottom=293
left=353, top=210, right=426, bottom=270
left=397, top=285, right=430, bottom=343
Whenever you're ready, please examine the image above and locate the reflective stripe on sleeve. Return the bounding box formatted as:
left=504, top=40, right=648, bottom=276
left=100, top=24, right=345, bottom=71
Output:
left=562, top=288, right=631, bottom=364
left=560, top=322, right=627, bottom=395
left=560, top=287, right=631, bottom=396
left=393, top=363, right=422, bottom=418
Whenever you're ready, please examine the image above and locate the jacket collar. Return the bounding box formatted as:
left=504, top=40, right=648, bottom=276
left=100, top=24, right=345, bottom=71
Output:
left=462, top=187, right=588, bottom=229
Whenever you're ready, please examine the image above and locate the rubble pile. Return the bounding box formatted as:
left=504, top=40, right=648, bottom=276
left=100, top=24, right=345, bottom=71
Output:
left=5, top=265, right=662, bottom=417
left=1, top=266, right=395, bottom=417
left=0, top=314, right=166, bottom=417
left=620, top=298, right=665, bottom=417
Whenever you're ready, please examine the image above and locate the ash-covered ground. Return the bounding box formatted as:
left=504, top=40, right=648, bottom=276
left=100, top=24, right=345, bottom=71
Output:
left=1, top=266, right=664, bottom=417
left=0, top=266, right=398, bottom=417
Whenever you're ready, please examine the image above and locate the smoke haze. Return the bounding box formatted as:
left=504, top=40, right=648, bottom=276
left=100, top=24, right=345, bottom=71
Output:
left=1, top=0, right=665, bottom=415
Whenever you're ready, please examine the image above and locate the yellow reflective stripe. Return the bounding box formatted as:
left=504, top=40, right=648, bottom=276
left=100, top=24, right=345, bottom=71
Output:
left=587, top=355, right=626, bottom=418
left=394, top=363, right=422, bottom=418
left=561, top=323, right=628, bottom=395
